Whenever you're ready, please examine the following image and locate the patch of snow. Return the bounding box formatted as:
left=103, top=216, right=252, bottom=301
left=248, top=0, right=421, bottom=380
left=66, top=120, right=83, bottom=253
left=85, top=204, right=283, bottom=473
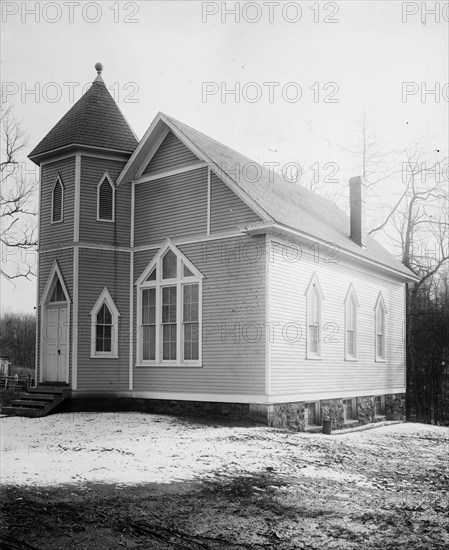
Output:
left=1, top=413, right=447, bottom=487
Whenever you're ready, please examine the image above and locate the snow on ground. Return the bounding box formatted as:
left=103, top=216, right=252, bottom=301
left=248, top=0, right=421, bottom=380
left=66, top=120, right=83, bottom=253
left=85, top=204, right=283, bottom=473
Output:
left=1, top=412, right=448, bottom=487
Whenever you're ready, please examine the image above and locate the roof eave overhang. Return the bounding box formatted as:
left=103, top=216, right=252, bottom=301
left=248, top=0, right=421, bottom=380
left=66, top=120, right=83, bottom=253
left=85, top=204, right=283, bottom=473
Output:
left=28, top=143, right=135, bottom=165
left=240, top=222, right=420, bottom=283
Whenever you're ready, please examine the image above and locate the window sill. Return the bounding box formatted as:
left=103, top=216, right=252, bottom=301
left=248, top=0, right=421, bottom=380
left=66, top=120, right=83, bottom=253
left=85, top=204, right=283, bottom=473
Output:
left=306, top=356, right=323, bottom=361
left=96, top=218, right=115, bottom=223
left=375, top=359, right=387, bottom=363
left=344, top=357, right=358, bottom=362
left=135, top=363, right=203, bottom=368
left=90, top=355, right=119, bottom=359
left=51, top=220, right=64, bottom=225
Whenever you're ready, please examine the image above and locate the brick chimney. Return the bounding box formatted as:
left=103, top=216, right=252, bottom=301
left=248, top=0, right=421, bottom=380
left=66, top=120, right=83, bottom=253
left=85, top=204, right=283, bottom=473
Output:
left=349, top=176, right=366, bottom=247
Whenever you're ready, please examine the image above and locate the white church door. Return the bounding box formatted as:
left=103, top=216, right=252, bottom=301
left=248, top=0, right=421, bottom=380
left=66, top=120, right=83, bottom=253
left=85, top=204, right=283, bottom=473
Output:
left=42, top=275, right=70, bottom=384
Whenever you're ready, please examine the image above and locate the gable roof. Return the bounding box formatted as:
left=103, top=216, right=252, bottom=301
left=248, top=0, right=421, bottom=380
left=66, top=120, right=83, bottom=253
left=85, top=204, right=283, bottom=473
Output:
left=119, top=112, right=417, bottom=281
left=28, top=73, right=138, bottom=163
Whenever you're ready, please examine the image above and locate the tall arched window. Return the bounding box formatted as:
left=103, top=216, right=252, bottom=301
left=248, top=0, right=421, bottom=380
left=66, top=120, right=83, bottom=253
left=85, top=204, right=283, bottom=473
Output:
left=305, top=273, right=324, bottom=359
left=97, top=173, right=115, bottom=222
left=375, top=292, right=387, bottom=361
left=136, top=240, right=203, bottom=366
left=89, top=288, right=120, bottom=358
left=51, top=175, right=64, bottom=223
left=345, top=284, right=359, bottom=360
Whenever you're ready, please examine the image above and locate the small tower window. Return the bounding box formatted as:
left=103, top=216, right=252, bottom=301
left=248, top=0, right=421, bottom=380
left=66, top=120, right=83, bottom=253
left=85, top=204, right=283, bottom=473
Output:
left=52, top=175, right=64, bottom=223
left=97, top=173, right=115, bottom=221
left=89, top=287, right=121, bottom=358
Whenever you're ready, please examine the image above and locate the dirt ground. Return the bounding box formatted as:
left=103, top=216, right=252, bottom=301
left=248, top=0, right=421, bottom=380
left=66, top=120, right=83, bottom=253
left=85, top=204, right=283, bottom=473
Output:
left=1, top=413, right=448, bottom=549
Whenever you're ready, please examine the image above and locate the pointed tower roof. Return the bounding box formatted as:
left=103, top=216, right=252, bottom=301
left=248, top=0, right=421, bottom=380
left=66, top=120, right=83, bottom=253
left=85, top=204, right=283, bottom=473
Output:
left=29, top=63, right=138, bottom=164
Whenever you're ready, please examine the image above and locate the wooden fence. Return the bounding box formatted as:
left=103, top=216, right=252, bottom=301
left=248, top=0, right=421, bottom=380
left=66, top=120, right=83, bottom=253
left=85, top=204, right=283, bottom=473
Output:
left=0, top=375, right=35, bottom=391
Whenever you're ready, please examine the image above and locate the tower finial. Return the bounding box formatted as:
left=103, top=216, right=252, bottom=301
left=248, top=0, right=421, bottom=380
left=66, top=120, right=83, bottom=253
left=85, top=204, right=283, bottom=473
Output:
left=95, top=62, right=103, bottom=75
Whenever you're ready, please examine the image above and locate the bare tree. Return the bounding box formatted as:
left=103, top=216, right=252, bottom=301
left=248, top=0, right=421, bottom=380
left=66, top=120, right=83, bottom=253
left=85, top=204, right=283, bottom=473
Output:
left=0, top=312, right=36, bottom=370
left=0, top=103, right=38, bottom=281
left=346, top=116, right=449, bottom=423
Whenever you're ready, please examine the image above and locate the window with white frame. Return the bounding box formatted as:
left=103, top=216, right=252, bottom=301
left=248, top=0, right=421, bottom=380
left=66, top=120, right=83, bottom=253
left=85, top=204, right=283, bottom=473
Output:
left=97, top=173, right=115, bottom=222
left=136, top=241, right=203, bottom=366
left=51, top=174, right=64, bottom=223
left=374, top=395, right=385, bottom=416
left=304, top=402, right=320, bottom=427
left=343, top=398, right=357, bottom=421
left=306, top=273, right=324, bottom=358
left=345, top=284, right=359, bottom=360
left=375, top=292, right=387, bottom=361
left=89, top=287, right=120, bottom=358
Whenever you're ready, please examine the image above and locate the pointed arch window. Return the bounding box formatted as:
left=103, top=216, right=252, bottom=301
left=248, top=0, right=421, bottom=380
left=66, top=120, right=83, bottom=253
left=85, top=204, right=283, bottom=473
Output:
left=305, top=273, right=324, bottom=359
left=51, top=175, right=64, bottom=223
left=97, top=173, right=115, bottom=222
left=89, top=288, right=120, bottom=358
left=345, top=284, right=359, bottom=360
left=136, top=240, right=204, bottom=366
left=375, top=292, right=387, bottom=361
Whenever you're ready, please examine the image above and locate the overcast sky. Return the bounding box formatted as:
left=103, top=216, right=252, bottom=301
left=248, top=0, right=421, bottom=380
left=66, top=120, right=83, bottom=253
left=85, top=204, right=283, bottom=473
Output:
left=1, top=0, right=448, bottom=313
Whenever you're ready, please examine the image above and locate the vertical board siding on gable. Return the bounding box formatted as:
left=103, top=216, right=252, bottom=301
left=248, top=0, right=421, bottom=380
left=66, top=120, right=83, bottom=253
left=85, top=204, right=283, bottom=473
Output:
left=134, top=167, right=208, bottom=246
left=268, top=240, right=406, bottom=397
left=133, top=235, right=266, bottom=395
left=141, top=131, right=199, bottom=176
left=76, top=248, right=130, bottom=391
left=37, top=250, right=74, bottom=385
left=210, top=173, right=261, bottom=233
left=79, top=157, right=130, bottom=247
left=40, top=158, right=75, bottom=248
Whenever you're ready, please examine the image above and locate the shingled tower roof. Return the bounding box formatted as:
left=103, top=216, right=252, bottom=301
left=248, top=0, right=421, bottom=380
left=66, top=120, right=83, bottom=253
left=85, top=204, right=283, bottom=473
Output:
left=28, top=63, right=138, bottom=164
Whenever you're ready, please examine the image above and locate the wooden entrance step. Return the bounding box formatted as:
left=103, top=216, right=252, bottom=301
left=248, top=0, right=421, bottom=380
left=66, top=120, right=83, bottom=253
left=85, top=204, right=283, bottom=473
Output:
left=1, top=385, right=71, bottom=418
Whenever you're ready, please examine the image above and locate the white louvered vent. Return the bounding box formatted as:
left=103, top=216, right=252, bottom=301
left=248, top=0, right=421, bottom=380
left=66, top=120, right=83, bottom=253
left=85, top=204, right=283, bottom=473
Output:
left=52, top=177, right=63, bottom=223
left=98, top=177, right=114, bottom=221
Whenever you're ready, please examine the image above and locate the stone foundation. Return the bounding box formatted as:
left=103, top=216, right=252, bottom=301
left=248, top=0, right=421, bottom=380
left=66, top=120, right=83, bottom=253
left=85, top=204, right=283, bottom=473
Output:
left=59, top=397, right=251, bottom=420
left=356, top=395, right=376, bottom=424
left=386, top=393, right=406, bottom=421
left=59, top=392, right=406, bottom=431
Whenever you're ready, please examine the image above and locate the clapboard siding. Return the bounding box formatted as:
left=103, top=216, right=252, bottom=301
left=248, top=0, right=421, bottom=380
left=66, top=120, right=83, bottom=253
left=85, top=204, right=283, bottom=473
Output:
left=40, top=158, right=76, bottom=247
left=268, top=238, right=406, bottom=397
left=133, top=235, right=266, bottom=395
left=142, top=131, right=199, bottom=176
left=79, top=157, right=130, bottom=246
left=134, top=168, right=208, bottom=245
left=37, top=250, right=74, bottom=385
left=76, top=248, right=131, bottom=391
left=210, top=173, right=261, bottom=233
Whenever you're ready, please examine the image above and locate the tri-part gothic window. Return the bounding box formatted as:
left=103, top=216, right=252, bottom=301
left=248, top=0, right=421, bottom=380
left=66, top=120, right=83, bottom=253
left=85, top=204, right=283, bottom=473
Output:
left=136, top=241, right=203, bottom=366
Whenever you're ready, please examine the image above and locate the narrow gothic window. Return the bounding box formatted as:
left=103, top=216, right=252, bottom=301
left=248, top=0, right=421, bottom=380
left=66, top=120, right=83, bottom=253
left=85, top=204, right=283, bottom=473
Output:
left=306, top=274, right=324, bottom=359
left=375, top=294, right=386, bottom=361
left=96, top=304, right=112, bottom=352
